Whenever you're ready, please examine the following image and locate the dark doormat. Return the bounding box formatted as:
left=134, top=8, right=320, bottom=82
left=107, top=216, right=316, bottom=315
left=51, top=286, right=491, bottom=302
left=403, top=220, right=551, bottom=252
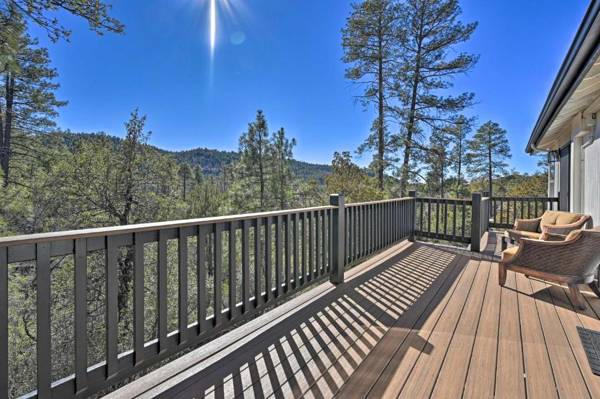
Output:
left=578, top=326, right=600, bottom=375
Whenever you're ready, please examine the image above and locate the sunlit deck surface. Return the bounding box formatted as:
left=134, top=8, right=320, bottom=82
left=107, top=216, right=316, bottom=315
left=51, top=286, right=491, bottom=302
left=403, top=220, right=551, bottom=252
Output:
left=110, top=236, right=600, bottom=399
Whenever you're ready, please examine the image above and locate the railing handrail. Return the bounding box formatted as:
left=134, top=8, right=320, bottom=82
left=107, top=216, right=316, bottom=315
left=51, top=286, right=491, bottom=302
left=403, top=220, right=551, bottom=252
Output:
left=344, top=196, right=413, bottom=208
left=490, top=196, right=559, bottom=200
left=0, top=205, right=337, bottom=246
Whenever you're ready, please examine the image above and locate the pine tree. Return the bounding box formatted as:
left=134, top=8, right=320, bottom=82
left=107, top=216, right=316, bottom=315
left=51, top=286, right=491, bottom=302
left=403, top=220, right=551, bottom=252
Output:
left=0, top=7, right=66, bottom=187
left=424, top=128, right=451, bottom=197
left=270, top=127, right=296, bottom=209
left=179, top=163, right=192, bottom=201
left=2, top=0, right=124, bottom=42
left=342, top=0, right=400, bottom=190
left=447, top=115, right=474, bottom=197
left=237, top=110, right=272, bottom=211
left=325, top=151, right=383, bottom=203
left=466, top=120, right=512, bottom=197
left=394, top=0, right=477, bottom=195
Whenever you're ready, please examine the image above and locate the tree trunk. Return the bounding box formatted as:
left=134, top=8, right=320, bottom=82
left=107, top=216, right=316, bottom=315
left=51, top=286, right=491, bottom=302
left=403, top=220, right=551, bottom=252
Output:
left=487, top=130, right=493, bottom=197
left=1, top=75, right=15, bottom=188
left=400, top=23, right=424, bottom=197
left=377, top=17, right=385, bottom=191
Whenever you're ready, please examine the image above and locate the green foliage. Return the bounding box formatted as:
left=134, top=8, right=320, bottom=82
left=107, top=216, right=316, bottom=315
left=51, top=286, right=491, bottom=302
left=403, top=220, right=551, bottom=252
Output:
left=342, top=0, right=400, bottom=189
left=0, top=8, right=66, bottom=186
left=394, top=0, right=478, bottom=194
left=325, top=151, right=384, bottom=203
left=2, top=0, right=124, bottom=42
left=466, top=120, right=512, bottom=197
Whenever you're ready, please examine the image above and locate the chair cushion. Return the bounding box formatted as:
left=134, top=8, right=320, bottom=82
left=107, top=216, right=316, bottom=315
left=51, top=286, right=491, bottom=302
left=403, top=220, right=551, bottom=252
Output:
left=556, top=212, right=582, bottom=225
left=501, top=246, right=519, bottom=263
left=540, top=211, right=560, bottom=229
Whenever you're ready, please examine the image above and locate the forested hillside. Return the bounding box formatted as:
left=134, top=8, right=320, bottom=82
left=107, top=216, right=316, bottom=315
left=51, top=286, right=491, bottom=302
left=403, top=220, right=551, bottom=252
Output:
left=48, top=131, right=333, bottom=182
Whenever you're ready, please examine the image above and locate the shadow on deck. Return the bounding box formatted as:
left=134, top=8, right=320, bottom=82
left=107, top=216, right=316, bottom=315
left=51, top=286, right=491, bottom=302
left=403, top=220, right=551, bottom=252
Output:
left=110, top=238, right=600, bottom=399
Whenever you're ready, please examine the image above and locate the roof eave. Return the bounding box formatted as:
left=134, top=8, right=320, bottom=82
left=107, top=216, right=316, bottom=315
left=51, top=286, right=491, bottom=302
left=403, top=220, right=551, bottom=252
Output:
left=526, top=0, right=600, bottom=154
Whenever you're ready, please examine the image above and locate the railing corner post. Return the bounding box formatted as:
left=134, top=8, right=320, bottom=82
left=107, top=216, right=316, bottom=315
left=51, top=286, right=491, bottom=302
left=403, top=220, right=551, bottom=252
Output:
left=329, top=194, right=345, bottom=285
left=471, top=192, right=482, bottom=252
left=408, top=191, right=417, bottom=242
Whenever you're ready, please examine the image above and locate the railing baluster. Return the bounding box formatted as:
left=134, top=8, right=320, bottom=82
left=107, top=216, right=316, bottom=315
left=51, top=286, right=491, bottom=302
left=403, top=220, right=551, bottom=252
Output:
left=322, top=210, right=328, bottom=273
left=178, top=229, right=188, bottom=344
left=0, top=247, right=7, bottom=398
left=157, top=231, right=168, bottom=352
left=315, top=211, right=322, bottom=276
left=276, top=215, right=283, bottom=296
left=293, top=213, right=299, bottom=289
left=452, top=201, right=457, bottom=240
left=75, top=238, right=89, bottom=392
left=37, top=242, right=52, bottom=398
left=213, top=224, right=223, bottom=326
left=228, top=221, right=236, bottom=319
left=106, top=236, right=119, bottom=377
left=427, top=199, right=432, bottom=235
left=133, top=233, right=145, bottom=363
left=198, top=226, right=207, bottom=332
left=284, top=215, right=291, bottom=293
left=302, top=213, right=307, bottom=284
left=254, top=219, right=262, bottom=307
left=444, top=201, right=448, bottom=237
left=308, top=211, right=314, bottom=281
left=242, top=219, right=250, bottom=312
left=461, top=202, right=466, bottom=240
left=265, top=217, right=272, bottom=302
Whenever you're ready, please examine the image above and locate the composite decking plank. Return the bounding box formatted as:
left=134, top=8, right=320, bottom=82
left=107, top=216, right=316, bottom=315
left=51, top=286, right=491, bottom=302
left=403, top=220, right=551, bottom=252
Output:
left=463, top=262, right=502, bottom=399
left=398, top=258, right=485, bottom=399
left=494, top=271, right=526, bottom=399
left=265, top=245, right=447, bottom=399
left=192, top=242, right=411, bottom=396
left=528, top=278, right=590, bottom=398
left=429, top=261, right=491, bottom=399
left=197, top=243, right=418, bottom=398
left=545, top=283, right=600, bottom=397
left=330, top=248, right=465, bottom=399
left=361, top=253, right=475, bottom=399
left=514, top=273, right=558, bottom=399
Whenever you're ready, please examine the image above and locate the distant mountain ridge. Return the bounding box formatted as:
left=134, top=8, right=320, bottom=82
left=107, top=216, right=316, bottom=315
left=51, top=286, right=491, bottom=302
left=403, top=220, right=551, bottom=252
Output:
left=47, top=131, right=332, bottom=183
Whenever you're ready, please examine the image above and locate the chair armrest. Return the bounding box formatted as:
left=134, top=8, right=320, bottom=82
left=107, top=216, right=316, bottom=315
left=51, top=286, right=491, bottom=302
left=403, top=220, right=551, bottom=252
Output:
left=543, top=216, right=590, bottom=236
left=514, top=217, right=542, bottom=232
left=503, top=236, right=588, bottom=276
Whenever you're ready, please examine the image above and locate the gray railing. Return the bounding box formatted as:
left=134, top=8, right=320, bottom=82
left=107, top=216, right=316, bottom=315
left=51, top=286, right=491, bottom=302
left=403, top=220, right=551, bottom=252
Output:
left=489, top=196, right=560, bottom=228
left=1, top=206, right=339, bottom=399
left=1, top=195, right=420, bottom=399
left=343, top=197, right=416, bottom=267
left=1, top=192, right=554, bottom=398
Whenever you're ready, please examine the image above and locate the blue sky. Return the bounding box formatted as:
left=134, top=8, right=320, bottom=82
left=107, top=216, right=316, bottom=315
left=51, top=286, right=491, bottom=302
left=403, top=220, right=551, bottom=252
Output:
left=33, top=0, right=589, bottom=173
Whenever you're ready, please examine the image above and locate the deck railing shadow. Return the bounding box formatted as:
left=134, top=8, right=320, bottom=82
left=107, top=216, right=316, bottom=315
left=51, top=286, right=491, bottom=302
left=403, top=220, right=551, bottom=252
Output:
left=152, top=242, right=469, bottom=399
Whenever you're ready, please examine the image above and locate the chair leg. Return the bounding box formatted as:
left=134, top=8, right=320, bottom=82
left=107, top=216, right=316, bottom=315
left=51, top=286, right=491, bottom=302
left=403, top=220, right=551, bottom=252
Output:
left=568, top=284, right=587, bottom=310
left=499, top=263, right=507, bottom=287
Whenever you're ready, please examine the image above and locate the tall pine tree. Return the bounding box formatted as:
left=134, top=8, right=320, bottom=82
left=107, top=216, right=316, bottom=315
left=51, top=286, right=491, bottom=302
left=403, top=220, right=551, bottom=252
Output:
left=447, top=115, right=474, bottom=197
left=0, top=7, right=66, bottom=187
left=342, top=0, right=400, bottom=190
left=270, top=127, right=296, bottom=209
left=466, top=120, right=511, bottom=197
left=394, top=0, right=477, bottom=195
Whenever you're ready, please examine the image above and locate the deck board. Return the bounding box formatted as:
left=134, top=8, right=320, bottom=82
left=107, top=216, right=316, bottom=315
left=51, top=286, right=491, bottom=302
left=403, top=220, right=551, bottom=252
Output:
left=108, top=239, right=600, bottom=399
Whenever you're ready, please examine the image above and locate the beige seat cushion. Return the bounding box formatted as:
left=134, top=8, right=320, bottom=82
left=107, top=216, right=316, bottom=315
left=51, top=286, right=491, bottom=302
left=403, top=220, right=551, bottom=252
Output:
left=540, top=211, right=560, bottom=228
left=556, top=212, right=582, bottom=225
left=502, top=246, right=519, bottom=262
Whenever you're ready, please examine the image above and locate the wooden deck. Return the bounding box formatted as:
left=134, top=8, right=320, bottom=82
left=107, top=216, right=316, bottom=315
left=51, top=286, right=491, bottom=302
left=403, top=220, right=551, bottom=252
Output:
left=109, top=238, right=600, bottom=399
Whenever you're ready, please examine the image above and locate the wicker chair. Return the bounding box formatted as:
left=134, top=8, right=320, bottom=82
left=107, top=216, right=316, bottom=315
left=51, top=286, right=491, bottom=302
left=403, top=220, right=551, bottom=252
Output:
left=506, top=210, right=591, bottom=243
left=499, top=229, right=600, bottom=309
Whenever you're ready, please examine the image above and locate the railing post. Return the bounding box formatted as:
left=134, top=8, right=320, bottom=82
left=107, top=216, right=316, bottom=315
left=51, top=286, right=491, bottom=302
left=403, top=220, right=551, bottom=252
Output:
left=329, top=194, right=345, bottom=284
left=471, top=192, right=481, bottom=252
left=408, top=191, right=417, bottom=242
